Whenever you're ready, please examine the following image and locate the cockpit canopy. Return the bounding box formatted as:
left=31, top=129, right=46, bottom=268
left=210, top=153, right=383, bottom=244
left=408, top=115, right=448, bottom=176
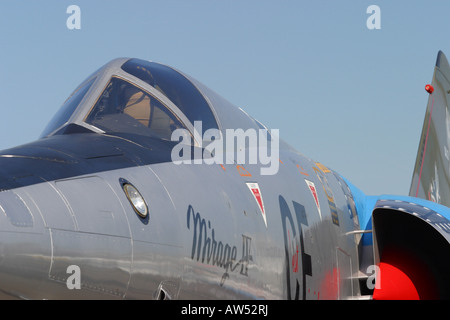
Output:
left=85, top=76, right=187, bottom=141
left=41, top=58, right=219, bottom=143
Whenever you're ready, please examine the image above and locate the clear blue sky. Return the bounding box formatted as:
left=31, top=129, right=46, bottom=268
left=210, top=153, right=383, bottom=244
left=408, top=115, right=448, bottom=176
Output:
left=0, top=1, right=448, bottom=196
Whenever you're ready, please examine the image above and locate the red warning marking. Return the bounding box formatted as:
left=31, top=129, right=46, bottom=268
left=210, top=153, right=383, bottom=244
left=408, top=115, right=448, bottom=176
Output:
left=220, top=164, right=226, bottom=171
left=305, top=179, right=322, bottom=221
left=246, top=182, right=267, bottom=227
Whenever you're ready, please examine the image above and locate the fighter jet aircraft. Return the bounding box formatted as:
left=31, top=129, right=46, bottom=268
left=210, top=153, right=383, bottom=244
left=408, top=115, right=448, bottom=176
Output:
left=0, top=51, right=449, bottom=300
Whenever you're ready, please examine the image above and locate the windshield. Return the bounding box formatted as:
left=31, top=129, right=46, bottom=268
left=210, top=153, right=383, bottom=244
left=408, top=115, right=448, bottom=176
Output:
left=85, top=77, right=191, bottom=141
